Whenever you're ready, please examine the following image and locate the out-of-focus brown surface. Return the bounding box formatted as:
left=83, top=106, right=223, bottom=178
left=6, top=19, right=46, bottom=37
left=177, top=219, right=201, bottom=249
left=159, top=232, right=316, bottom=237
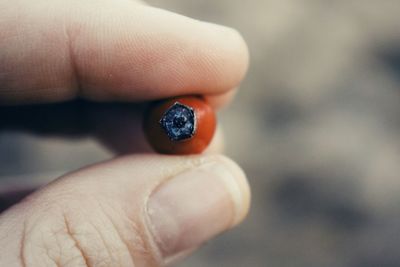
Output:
left=1, top=1, right=400, bottom=266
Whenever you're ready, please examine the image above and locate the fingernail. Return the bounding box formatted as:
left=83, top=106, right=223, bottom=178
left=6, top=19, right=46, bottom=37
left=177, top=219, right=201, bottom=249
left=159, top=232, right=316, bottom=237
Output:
left=146, top=157, right=249, bottom=259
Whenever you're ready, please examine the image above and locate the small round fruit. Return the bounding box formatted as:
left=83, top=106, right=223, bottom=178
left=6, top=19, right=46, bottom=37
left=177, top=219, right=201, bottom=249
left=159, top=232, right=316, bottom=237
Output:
left=143, top=96, right=216, bottom=154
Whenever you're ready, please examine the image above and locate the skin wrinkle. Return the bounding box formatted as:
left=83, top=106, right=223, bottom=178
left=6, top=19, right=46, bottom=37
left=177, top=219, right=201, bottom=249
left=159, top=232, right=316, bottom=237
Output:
left=20, top=216, right=41, bottom=266
left=38, top=177, right=158, bottom=266
left=20, top=221, right=27, bottom=267
left=26, top=203, right=92, bottom=267
left=60, top=235, right=84, bottom=266
left=19, top=208, right=61, bottom=267
left=64, top=18, right=81, bottom=99
left=87, top=221, right=116, bottom=266
left=144, top=198, right=166, bottom=256
left=58, top=256, right=79, bottom=267
left=109, top=171, right=166, bottom=266
left=38, top=196, right=121, bottom=267
left=68, top=2, right=112, bottom=100
left=90, top=201, right=132, bottom=267
left=44, top=224, right=64, bottom=267
left=97, top=202, right=136, bottom=267
left=45, top=244, right=62, bottom=267
left=62, top=214, right=91, bottom=267
left=136, top=205, right=164, bottom=267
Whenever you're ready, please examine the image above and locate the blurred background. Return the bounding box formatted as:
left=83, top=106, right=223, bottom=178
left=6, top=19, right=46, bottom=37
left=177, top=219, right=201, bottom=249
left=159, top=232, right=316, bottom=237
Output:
left=1, top=0, right=400, bottom=266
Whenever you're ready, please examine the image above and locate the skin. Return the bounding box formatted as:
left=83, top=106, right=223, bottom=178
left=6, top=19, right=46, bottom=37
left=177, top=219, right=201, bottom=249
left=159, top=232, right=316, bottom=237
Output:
left=0, top=0, right=250, bottom=266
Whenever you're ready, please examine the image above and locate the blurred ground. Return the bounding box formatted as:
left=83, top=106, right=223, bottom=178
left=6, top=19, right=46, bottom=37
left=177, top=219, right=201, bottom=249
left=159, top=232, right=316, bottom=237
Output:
left=2, top=1, right=400, bottom=266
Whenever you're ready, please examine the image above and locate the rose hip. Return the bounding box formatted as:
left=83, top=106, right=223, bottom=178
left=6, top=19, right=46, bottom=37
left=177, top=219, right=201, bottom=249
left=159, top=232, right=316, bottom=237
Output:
left=143, top=96, right=216, bottom=154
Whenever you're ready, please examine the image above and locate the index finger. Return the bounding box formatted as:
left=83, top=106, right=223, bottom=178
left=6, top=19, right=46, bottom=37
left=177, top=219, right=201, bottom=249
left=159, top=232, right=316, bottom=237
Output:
left=0, top=0, right=248, bottom=105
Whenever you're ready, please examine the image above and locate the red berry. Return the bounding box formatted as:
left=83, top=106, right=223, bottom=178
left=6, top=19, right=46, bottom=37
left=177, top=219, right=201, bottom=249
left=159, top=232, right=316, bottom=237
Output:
left=143, top=96, right=216, bottom=154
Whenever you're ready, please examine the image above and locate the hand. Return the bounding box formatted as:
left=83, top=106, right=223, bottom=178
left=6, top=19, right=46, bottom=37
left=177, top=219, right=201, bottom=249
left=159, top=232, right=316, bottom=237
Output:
left=0, top=0, right=250, bottom=266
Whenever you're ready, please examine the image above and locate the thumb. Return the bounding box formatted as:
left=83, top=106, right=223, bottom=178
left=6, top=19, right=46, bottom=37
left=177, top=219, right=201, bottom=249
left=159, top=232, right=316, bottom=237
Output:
left=0, top=155, right=250, bottom=266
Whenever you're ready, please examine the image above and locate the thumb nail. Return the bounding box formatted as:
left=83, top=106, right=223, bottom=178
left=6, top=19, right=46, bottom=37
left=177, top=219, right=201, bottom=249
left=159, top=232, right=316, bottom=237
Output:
left=146, top=157, right=250, bottom=259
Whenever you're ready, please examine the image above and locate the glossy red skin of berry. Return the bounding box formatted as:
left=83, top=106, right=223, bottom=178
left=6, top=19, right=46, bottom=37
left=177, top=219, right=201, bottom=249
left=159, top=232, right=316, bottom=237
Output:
left=144, top=96, right=216, bottom=154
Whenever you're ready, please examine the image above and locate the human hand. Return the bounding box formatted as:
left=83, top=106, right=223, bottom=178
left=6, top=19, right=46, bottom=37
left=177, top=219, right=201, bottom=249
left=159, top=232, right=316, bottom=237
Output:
left=0, top=0, right=250, bottom=266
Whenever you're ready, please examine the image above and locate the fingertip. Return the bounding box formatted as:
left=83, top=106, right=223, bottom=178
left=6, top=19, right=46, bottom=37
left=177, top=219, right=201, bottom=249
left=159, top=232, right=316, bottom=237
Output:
left=187, top=22, right=249, bottom=95
left=74, top=5, right=250, bottom=101
left=207, top=23, right=249, bottom=88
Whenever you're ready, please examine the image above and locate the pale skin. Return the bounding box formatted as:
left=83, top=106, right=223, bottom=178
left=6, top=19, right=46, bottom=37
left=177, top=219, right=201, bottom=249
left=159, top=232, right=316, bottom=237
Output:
left=0, top=0, right=250, bottom=266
